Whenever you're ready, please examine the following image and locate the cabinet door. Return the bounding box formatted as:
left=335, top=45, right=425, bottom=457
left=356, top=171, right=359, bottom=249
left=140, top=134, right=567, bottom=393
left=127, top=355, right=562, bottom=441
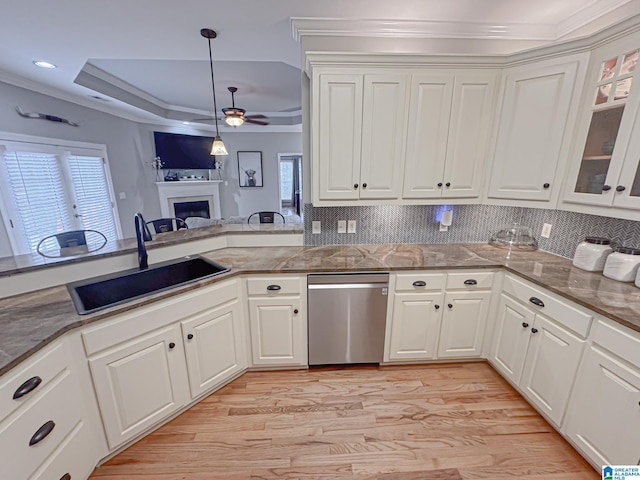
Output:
left=88, top=324, right=189, bottom=449
left=248, top=296, right=306, bottom=366
left=181, top=299, right=246, bottom=399
left=490, top=294, right=535, bottom=384
left=386, top=292, right=444, bottom=361
left=489, top=58, right=583, bottom=201
left=519, top=314, right=585, bottom=428
left=402, top=74, right=453, bottom=198
left=359, top=74, right=408, bottom=199
left=612, top=96, right=640, bottom=209
left=564, top=345, right=640, bottom=466
left=443, top=73, right=496, bottom=199
left=315, top=74, right=363, bottom=201
left=437, top=291, right=491, bottom=358
left=564, top=38, right=640, bottom=206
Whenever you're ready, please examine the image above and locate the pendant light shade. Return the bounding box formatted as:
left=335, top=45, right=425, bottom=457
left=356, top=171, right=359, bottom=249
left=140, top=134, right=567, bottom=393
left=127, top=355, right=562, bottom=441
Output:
left=201, top=28, right=228, bottom=156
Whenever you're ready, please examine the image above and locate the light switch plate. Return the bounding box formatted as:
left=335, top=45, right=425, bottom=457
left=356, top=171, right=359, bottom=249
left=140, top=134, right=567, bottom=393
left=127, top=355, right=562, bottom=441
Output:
left=312, top=221, right=321, bottom=234
left=337, top=220, right=347, bottom=234
left=347, top=220, right=356, bottom=234
left=541, top=223, right=552, bottom=238
left=118, top=192, right=126, bottom=200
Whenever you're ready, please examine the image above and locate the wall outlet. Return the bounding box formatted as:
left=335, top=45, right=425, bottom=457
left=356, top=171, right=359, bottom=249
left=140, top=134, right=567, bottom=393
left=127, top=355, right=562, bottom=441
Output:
left=347, top=220, right=357, bottom=234
left=312, top=221, right=321, bottom=234
left=541, top=223, right=552, bottom=238
left=118, top=192, right=126, bottom=200
left=337, top=220, right=347, bottom=234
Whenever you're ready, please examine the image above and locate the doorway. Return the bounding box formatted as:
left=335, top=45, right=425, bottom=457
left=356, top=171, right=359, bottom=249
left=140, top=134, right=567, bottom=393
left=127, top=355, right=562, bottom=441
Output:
left=278, top=154, right=302, bottom=218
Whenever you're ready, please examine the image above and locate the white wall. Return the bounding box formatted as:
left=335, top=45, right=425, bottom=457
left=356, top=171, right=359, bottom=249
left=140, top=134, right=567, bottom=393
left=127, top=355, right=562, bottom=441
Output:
left=0, top=81, right=302, bottom=258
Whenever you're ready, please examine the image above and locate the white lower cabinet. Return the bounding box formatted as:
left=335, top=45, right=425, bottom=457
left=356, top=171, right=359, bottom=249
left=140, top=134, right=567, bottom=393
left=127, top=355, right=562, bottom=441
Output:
left=247, top=276, right=307, bottom=366
left=490, top=276, right=592, bottom=428
left=564, top=319, right=640, bottom=468
left=385, top=271, right=495, bottom=362
left=182, top=299, right=246, bottom=398
left=88, top=324, right=190, bottom=449
left=83, top=278, right=245, bottom=451
left=387, top=291, right=444, bottom=360
left=437, top=291, right=491, bottom=358
left=0, top=338, right=104, bottom=480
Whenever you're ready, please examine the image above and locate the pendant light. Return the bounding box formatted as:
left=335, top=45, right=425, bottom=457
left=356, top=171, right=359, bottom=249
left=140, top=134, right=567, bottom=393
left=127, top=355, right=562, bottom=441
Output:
left=201, top=28, right=228, bottom=156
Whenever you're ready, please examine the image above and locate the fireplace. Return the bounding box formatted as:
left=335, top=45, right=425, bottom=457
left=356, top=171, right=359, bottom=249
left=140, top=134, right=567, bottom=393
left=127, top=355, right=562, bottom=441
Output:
left=156, top=181, right=222, bottom=220
left=173, top=200, right=210, bottom=220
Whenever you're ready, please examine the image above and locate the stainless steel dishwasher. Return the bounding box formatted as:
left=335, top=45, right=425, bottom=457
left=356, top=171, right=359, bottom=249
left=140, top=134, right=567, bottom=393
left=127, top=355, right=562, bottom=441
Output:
left=307, top=273, right=389, bottom=365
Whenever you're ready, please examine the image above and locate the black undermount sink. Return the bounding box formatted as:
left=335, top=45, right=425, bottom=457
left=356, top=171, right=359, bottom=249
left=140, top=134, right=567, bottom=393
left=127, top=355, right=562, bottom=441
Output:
left=67, top=256, right=230, bottom=315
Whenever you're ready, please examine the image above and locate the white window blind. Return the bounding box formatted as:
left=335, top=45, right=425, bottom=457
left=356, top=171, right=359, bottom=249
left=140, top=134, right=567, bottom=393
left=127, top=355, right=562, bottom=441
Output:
left=2, top=151, right=73, bottom=254
left=1, top=146, right=119, bottom=256
left=67, top=155, right=117, bottom=242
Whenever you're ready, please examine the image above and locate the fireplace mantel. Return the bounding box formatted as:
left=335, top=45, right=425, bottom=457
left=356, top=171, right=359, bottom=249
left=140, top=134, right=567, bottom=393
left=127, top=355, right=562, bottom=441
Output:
left=155, top=181, right=222, bottom=219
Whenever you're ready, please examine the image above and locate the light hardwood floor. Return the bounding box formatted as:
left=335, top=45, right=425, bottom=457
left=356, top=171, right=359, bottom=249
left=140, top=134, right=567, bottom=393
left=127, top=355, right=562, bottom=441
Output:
left=90, top=362, right=599, bottom=479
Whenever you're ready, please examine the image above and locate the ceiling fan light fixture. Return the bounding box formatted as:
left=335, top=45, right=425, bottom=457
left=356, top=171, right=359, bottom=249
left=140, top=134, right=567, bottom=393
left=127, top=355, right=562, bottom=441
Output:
left=210, top=135, right=228, bottom=156
left=201, top=27, right=228, bottom=156
left=225, top=114, right=245, bottom=127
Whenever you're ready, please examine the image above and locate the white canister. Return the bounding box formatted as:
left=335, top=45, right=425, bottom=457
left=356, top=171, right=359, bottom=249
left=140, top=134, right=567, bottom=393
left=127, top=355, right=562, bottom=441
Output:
left=603, top=247, right=640, bottom=282
left=572, top=237, right=613, bottom=272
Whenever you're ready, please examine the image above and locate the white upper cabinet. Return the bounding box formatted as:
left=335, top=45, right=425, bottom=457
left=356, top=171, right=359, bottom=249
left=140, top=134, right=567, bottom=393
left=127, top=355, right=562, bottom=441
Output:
left=360, top=74, right=409, bottom=199
left=563, top=31, right=640, bottom=212
left=313, top=71, right=408, bottom=203
left=315, top=74, right=363, bottom=201
left=487, top=54, right=587, bottom=204
left=403, top=72, right=496, bottom=200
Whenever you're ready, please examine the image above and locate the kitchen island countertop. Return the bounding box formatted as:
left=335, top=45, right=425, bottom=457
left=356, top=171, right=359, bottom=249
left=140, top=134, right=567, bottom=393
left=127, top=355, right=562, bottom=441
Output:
left=1, top=242, right=639, bottom=376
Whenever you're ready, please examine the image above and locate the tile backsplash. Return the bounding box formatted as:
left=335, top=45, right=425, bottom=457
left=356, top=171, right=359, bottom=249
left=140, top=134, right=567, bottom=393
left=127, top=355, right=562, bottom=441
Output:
left=303, top=203, right=640, bottom=259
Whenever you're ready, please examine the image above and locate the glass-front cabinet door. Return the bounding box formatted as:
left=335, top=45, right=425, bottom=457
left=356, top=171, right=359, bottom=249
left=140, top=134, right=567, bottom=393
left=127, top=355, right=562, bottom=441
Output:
left=564, top=33, right=640, bottom=209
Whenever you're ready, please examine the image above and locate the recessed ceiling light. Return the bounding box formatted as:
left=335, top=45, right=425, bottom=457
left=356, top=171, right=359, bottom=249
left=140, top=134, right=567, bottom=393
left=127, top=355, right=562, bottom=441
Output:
left=33, top=61, right=57, bottom=69
left=182, top=121, right=190, bottom=125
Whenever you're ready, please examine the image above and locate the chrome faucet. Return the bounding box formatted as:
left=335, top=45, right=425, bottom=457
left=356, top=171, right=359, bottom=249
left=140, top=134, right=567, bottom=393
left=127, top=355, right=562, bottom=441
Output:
left=134, top=213, right=153, bottom=270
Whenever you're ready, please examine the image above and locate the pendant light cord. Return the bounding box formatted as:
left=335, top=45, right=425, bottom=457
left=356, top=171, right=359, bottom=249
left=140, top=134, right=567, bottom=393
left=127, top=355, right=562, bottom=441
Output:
left=207, top=38, right=220, bottom=135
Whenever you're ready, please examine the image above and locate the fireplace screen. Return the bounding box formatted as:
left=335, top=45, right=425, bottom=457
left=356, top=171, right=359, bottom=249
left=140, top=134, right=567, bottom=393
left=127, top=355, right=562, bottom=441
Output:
left=173, top=200, right=210, bottom=220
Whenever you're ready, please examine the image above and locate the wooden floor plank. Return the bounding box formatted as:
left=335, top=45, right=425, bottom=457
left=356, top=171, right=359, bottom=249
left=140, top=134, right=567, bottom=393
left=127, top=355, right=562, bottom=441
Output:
left=90, top=363, right=598, bottom=480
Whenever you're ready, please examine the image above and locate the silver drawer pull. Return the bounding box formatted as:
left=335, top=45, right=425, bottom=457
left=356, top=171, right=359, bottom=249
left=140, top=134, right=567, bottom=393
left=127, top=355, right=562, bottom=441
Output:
left=464, top=279, right=477, bottom=285
left=412, top=281, right=426, bottom=287
left=266, top=285, right=281, bottom=291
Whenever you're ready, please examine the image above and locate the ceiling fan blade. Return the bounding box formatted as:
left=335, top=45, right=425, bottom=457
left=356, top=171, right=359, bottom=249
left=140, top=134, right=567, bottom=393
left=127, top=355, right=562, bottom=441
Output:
left=245, top=114, right=267, bottom=119
left=245, top=118, right=269, bottom=126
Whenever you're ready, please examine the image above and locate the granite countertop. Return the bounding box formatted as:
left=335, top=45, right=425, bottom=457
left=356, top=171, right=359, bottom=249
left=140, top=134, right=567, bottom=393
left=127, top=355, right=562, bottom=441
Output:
left=0, top=223, right=303, bottom=277
left=1, top=243, right=640, bottom=377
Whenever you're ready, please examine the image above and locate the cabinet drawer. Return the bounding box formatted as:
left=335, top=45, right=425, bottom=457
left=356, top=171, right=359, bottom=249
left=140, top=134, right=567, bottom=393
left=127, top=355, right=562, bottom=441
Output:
left=246, top=276, right=303, bottom=296
left=29, top=420, right=96, bottom=480
left=503, top=275, right=592, bottom=338
left=591, top=319, right=640, bottom=369
left=394, top=273, right=446, bottom=292
left=446, top=271, right=495, bottom=290
left=0, top=371, right=82, bottom=480
left=0, top=342, right=68, bottom=420
left=83, top=279, right=239, bottom=356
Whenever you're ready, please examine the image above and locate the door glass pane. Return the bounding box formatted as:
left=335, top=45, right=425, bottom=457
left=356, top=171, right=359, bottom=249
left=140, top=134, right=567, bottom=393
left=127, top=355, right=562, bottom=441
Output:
left=596, top=84, right=611, bottom=105
left=620, top=50, right=639, bottom=75
left=614, top=78, right=633, bottom=101
left=600, top=57, right=618, bottom=81
left=574, top=106, right=625, bottom=194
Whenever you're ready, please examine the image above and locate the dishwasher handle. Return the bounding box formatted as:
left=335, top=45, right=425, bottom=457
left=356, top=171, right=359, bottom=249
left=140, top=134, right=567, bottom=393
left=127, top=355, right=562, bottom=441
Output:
left=308, top=283, right=388, bottom=290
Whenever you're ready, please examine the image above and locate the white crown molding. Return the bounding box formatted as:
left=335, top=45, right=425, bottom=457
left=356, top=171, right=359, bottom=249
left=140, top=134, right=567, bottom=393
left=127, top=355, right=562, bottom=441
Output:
left=556, top=0, right=637, bottom=39
left=303, top=13, right=640, bottom=73
left=291, top=17, right=558, bottom=42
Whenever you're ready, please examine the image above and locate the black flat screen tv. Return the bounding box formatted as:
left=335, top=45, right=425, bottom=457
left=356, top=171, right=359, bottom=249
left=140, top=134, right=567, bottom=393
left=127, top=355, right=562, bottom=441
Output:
left=153, top=131, right=217, bottom=169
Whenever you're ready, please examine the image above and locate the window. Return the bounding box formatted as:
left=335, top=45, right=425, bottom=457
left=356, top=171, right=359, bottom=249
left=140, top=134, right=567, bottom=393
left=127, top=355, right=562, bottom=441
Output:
left=0, top=137, right=121, bottom=256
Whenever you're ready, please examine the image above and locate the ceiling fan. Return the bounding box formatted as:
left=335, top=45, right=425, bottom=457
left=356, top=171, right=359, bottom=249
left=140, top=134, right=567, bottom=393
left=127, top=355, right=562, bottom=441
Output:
left=221, top=87, right=269, bottom=126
